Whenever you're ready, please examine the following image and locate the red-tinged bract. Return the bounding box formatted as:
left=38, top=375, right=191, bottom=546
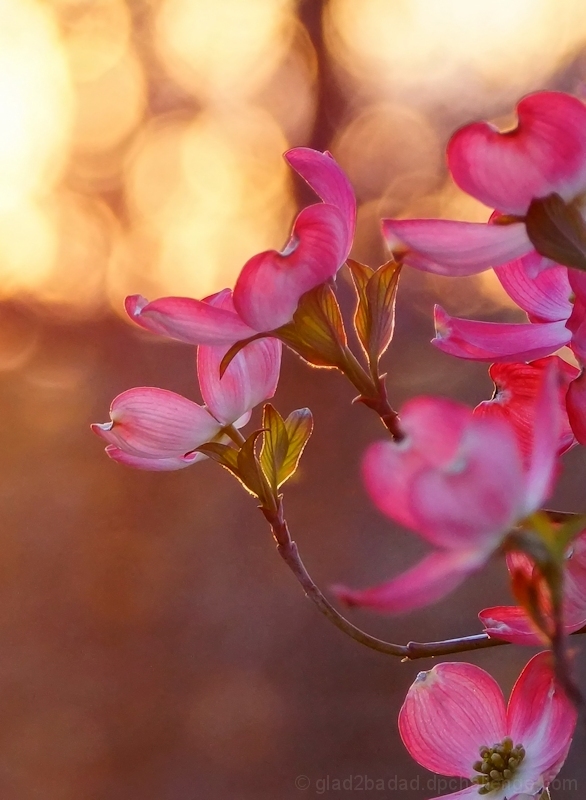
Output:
left=333, top=367, right=560, bottom=614
left=473, top=356, right=577, bottom=462
left=399, top=653, right=577, bottom=799
left=480, top=533, right=586, bottom=645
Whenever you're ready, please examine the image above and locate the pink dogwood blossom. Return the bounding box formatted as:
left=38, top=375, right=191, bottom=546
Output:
left=125, top=148, right=356, bottom=345
left=399, top=652, right=577, bottom=799
left=333, top=367, right=560, bottom=614
left=480, top=531, right=586, bottom=646
left=382, top=91, right=586, bottom=278
left=92, top=290, right=281, bottom=470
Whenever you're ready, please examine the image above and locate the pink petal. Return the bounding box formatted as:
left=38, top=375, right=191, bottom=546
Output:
left=332, top=549, right=485, bottom=615
left=104, top=445, right=204, bottom=471
left=410, top=415, right=525, bottom=550
left=382, top=218, right=532, bottom=276
left=507, top=652, right=577, bottom=785
left=399, top=661, right=507, bottom=777
left=198, top=336, right=281, bottom=425
left=91, top=387, right=222, bottom=458
left=566, top=271, right=586, bottom=362
left=474, top=358, right=577, bottom=462
left=448, top=91, right=586, bottom=215
left=233, top=203, right=348, bottom=331
left=125, top=294, right=257, bottom=345
left=566, top=370, right=586, bottom=444
left=564, top=530, right=586, bottom=626
left=433, top=306, right=571, bottom=362
left=285, top=148, right=356, bottom=257
left=523, top=363, right=561, bottom=513
left=362, top=397, right=471, bottom=532
left=496, top=254, right=572, bottom=322
left=479, top=606, right=546, bottom=646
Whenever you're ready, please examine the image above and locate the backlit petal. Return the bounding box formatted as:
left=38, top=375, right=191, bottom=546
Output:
left=507, top=652, right=577, bottom=784
left=285, top=148, right=356, bottom=257
left=399, top=661, right=506, bottom=777
left=233, top=203, right=348, bottom=331
left=104, top=445, right=204, bottom=471
left=125, top=294, right=256, bottom=345
left=332, top=549, right=484, bottom=614
left=448, top=92, right=586, bottom=214
left=91, top=387, right=221, bottom=458
left=496, top=255, right=571, bottom=322
left=433, top=306, right=571, bottom=362
left=382, top=218, right=531, bottom=276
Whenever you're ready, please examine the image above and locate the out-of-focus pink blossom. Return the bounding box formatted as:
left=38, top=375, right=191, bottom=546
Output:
left=333, top=367, right=560, bottom=614
left=399, top=652, right=577, bottom=799
left=383, top=91, right=586, bottom=278
left=473, top=356, right=577, bottom=462
left=92, top=293, right=281, bottom=470
left=125, top=148, right=356, bottom=344
left=480, top=532, right=586, bottom=646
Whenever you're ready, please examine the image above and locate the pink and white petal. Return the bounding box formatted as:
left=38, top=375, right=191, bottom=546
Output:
left=433, top=306, right=571, bottom=362
left=479, top=606, right=545, bottom=646
left=332, top=549, right=485, bottom=615
left=285, top=148, right=356, bottom=257
left=523, top=363, right=561, bottom=513
left=448, top=92, right=586, bottom=215
left=125, top=294, right=256, bottom=345
left=91, top=387, right=222, bottom=458
left=382, top=218, right=532, bottom=276
left=362, top=398, right=471, bottom=531
left=233, top=203, right=348, bottom=331
left=104, top=445, right=204, bottom=471
left=399, top=661, right=507, bottom=777
left=198, top=337, right=282, bottom=425
left=507, top=652, right=577, bottom=782
left=410, top=416, right=525, bottom=549
left=496, top=255, right=572, bottom=322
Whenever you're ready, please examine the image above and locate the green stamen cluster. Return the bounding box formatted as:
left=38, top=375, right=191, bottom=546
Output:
left=471, top=736, right=526, bottom=795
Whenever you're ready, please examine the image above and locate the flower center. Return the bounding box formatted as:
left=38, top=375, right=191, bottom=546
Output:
left=471, top=737, right=525, bottom=795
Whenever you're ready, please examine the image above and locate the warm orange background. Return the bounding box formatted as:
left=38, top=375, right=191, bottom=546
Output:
left=1, top=1, right=585, bottom=797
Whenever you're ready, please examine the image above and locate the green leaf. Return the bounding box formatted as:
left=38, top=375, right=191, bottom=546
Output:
left=279, top=408, right=313, bottom=487
left=347, top=259, right=401, bottom=368
left=196, top=442, right=240, bottom=473
left=364, top=260, right=401, bottom=367
left=276, top=284, right=348, bottom=368
left=236, top=429, right=267, bottom=500
left=526, top=193, right=586, bottom=272
left=347, top=258, right=374, bottom=352
left=260, top=404, right=289, bottom=493
left=259, top=405, right=314, bottom=491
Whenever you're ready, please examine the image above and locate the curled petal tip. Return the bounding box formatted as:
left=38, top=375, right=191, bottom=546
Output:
left=125, top=294, right=148, bottom=318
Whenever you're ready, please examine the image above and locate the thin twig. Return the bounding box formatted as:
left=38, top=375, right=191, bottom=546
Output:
left=261, top=500, right=586, bottom=661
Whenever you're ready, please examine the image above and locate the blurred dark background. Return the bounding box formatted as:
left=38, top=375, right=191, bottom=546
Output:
left=1, top=0, right=586, bottom=797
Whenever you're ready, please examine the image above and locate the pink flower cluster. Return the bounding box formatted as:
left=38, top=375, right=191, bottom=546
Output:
left=93, top=149, right=356, bottom=468
left=93, top=91, right=586, bottom=799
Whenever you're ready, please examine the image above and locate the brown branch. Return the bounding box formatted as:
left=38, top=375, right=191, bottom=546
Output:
left=262, top=499, right=586, bottom=662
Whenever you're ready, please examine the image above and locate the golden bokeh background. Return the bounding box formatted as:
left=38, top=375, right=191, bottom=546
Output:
left=1, top=1, right=586, bottom=798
